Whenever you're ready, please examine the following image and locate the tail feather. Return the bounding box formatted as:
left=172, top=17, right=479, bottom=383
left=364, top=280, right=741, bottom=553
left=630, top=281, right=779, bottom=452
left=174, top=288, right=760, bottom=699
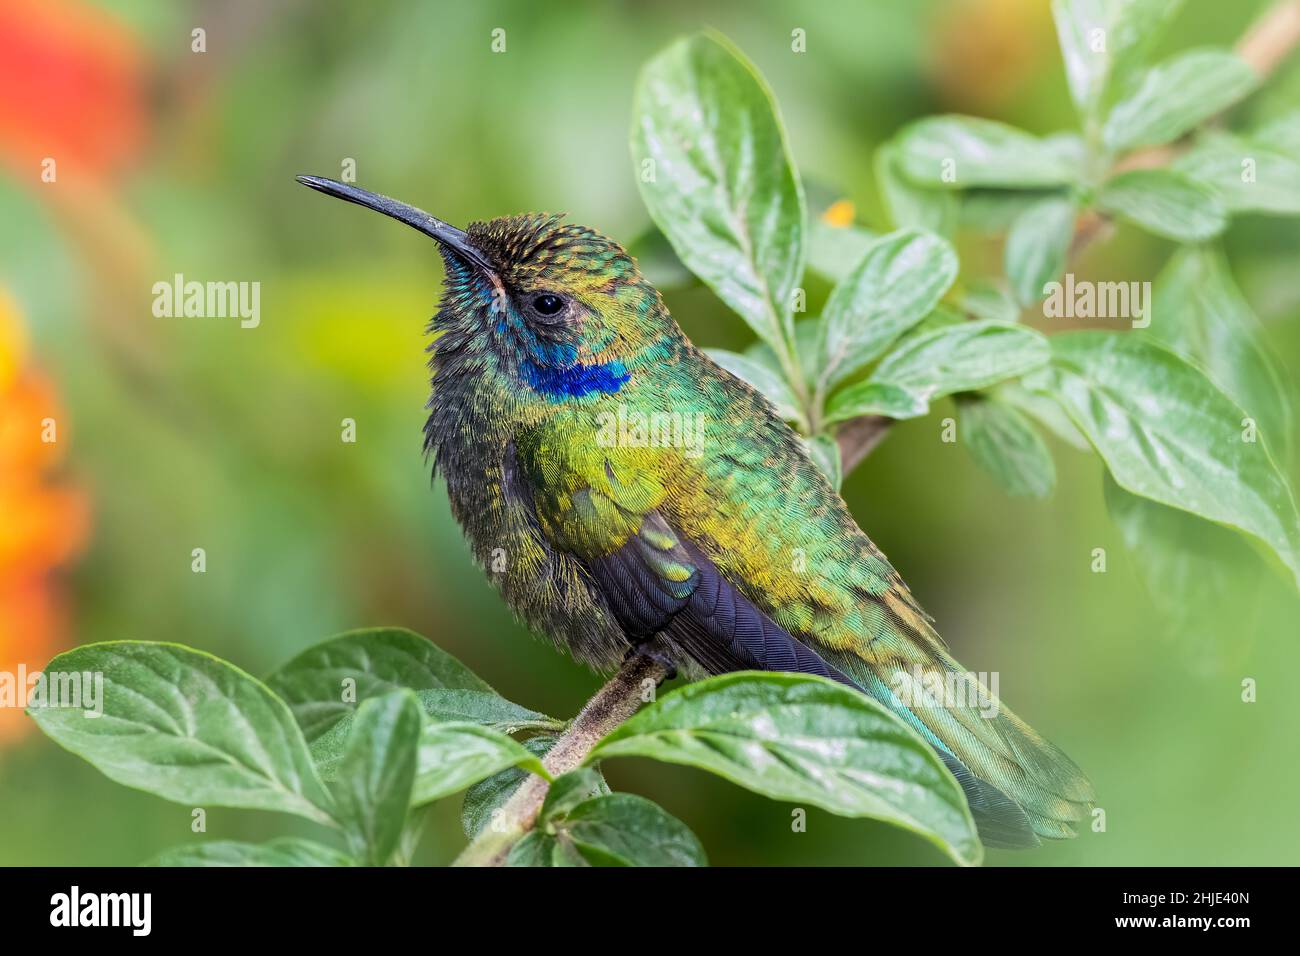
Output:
left=938, top=752, right=1039, bottom=848
left=819, top=636, right=1094, bottom=848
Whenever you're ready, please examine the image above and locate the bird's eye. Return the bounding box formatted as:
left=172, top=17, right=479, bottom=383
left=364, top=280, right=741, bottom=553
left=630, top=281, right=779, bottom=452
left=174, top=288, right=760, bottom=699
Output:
left=531, top=293, right=565, bottom=316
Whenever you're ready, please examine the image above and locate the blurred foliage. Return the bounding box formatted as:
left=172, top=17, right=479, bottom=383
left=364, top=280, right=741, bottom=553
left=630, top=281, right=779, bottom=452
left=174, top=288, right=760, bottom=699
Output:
left=1, top=0, right=1298, bottom=865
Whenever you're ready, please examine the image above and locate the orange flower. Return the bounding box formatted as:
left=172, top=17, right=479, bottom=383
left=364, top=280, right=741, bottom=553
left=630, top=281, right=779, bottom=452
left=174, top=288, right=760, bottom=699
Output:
left=821, top=199, right=857, bottom=229
left=0, top=0, right=147, bottom=181
left=0, top=290, right=89, bottom=743
left=931, top=0, right=1054, bottom=113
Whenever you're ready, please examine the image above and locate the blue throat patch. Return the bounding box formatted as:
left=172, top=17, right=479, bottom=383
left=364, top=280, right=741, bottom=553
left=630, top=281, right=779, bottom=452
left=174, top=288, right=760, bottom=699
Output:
left=522, top=358, right=631, bottom=400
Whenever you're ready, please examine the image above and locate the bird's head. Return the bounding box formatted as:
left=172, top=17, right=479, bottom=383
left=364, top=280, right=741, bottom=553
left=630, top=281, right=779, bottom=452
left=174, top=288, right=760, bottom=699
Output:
left=297, top=176, right=677, bottom=401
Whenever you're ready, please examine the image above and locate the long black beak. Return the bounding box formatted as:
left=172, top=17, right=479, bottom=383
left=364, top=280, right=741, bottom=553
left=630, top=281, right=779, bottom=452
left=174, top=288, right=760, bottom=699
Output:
left=296, top=175, right=495, bottom=274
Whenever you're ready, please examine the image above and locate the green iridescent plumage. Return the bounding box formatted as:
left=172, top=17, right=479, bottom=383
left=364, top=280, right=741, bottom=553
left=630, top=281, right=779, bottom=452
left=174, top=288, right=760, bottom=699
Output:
left=299, top=176, right=1093, bottom=848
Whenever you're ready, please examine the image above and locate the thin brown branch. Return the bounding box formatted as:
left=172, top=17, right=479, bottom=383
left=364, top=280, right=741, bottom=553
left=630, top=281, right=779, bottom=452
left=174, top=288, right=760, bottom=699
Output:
left=1237, top=0, right=1300, bottom=78
left=836, top=414, right=893, bottom=472
left=452, top=650, right=669, bottom=867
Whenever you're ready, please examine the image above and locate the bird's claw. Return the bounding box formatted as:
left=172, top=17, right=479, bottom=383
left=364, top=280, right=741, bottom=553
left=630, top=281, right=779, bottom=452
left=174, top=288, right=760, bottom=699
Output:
left=626, top=641, right=677, bottom=680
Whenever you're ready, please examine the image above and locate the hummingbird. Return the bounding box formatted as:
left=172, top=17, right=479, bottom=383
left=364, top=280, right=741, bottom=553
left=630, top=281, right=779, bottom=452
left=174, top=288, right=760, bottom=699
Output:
left=297, top=175, right=1093, bottom=848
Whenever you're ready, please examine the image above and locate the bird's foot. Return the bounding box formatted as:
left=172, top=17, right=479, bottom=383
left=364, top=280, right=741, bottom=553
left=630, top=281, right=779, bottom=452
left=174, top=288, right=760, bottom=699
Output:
left=625, top=641, right=677, bottom=681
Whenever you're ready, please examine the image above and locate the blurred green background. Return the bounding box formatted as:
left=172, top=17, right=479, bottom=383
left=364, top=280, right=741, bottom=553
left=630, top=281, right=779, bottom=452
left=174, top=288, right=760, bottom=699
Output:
left=2, top=0, right=1298, bottom=866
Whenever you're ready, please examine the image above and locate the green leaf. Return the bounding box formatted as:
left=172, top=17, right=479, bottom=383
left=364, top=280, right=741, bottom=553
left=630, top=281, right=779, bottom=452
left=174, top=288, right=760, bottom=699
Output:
left=1052, top=0, right=1111, bottom=114
left=959, top=397, right=1056, bottom=498
left=461, top=736, right=610, bottom=840
left=824, top=382, right=930, bottom=425
left=994, top=382, right=1091, bottom=451
left=1254, top=110, right=1300, bottom=154
left=818, top=230, right=959, bottom=389
left=825, top=323, right=1049, bottom=426
left=1103, top=48, right=1258, bottom=153
left=706, top=348, right=805, bottom=427
left=311, top=690, right=561, bottom=771
left=314, top=714, right=552, bottom=808
left=1024, top=332, right=1300, bottom=586
left=807, top=219, right=879, bottom=283
left=624, top=225, right=695, bottom=290
left=919, top=303, right=969, bottom=330
left=413, top=689, right=563, bottom=734
left=1050, top=0, right=1102, bottom=115
left=1005, top=196, right=1077, bottom=306
left=1097, top=169, right=1226, bottom=241
left=805, top=434, right=842, bottom=490
left=587, top=672, right=982, bottom=866
left=894, top=116, right=1078, bottom=189
left=507, top=791, right=707, bottom=867
left=460, top=737, right=554, bottom=839
left=960, top=189, right=1065, bottom=233
left=632, top=31, right=804, bottom=354
left=1043, top=132, right=1089, bottom=170
left=1104, top=473, right=1266, bottom=667
left=307, top=716, right=354, bottom=779
left=1173, top=131, right=1300, bottom=215
left=503, top=831, right=554, bottom=866
left=28, top=642, right=335, bottom=825
left=412, top=721, right=549, bottom=807
left=266, top=627, right=493, bottom=743
left=552, top=794, right=707, bottom=867
left=746, top=319, right=822, bottom=391
left=393, top=808, right=428, bottom=866
left=960, top=282, right=1021, bottom=324
left=1052, top=0, right=1185, bottom=117
left=875, top=140, right=958, bottom=235
left=1149, top=246, right=1292, bottom=461
left=147, top=838, right=355, bottom=867
left=871, top=321, right=1051, bottom=399
left=330, top=691, right=422, bottom=865
left=538, top=767, right=608, bottom=820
